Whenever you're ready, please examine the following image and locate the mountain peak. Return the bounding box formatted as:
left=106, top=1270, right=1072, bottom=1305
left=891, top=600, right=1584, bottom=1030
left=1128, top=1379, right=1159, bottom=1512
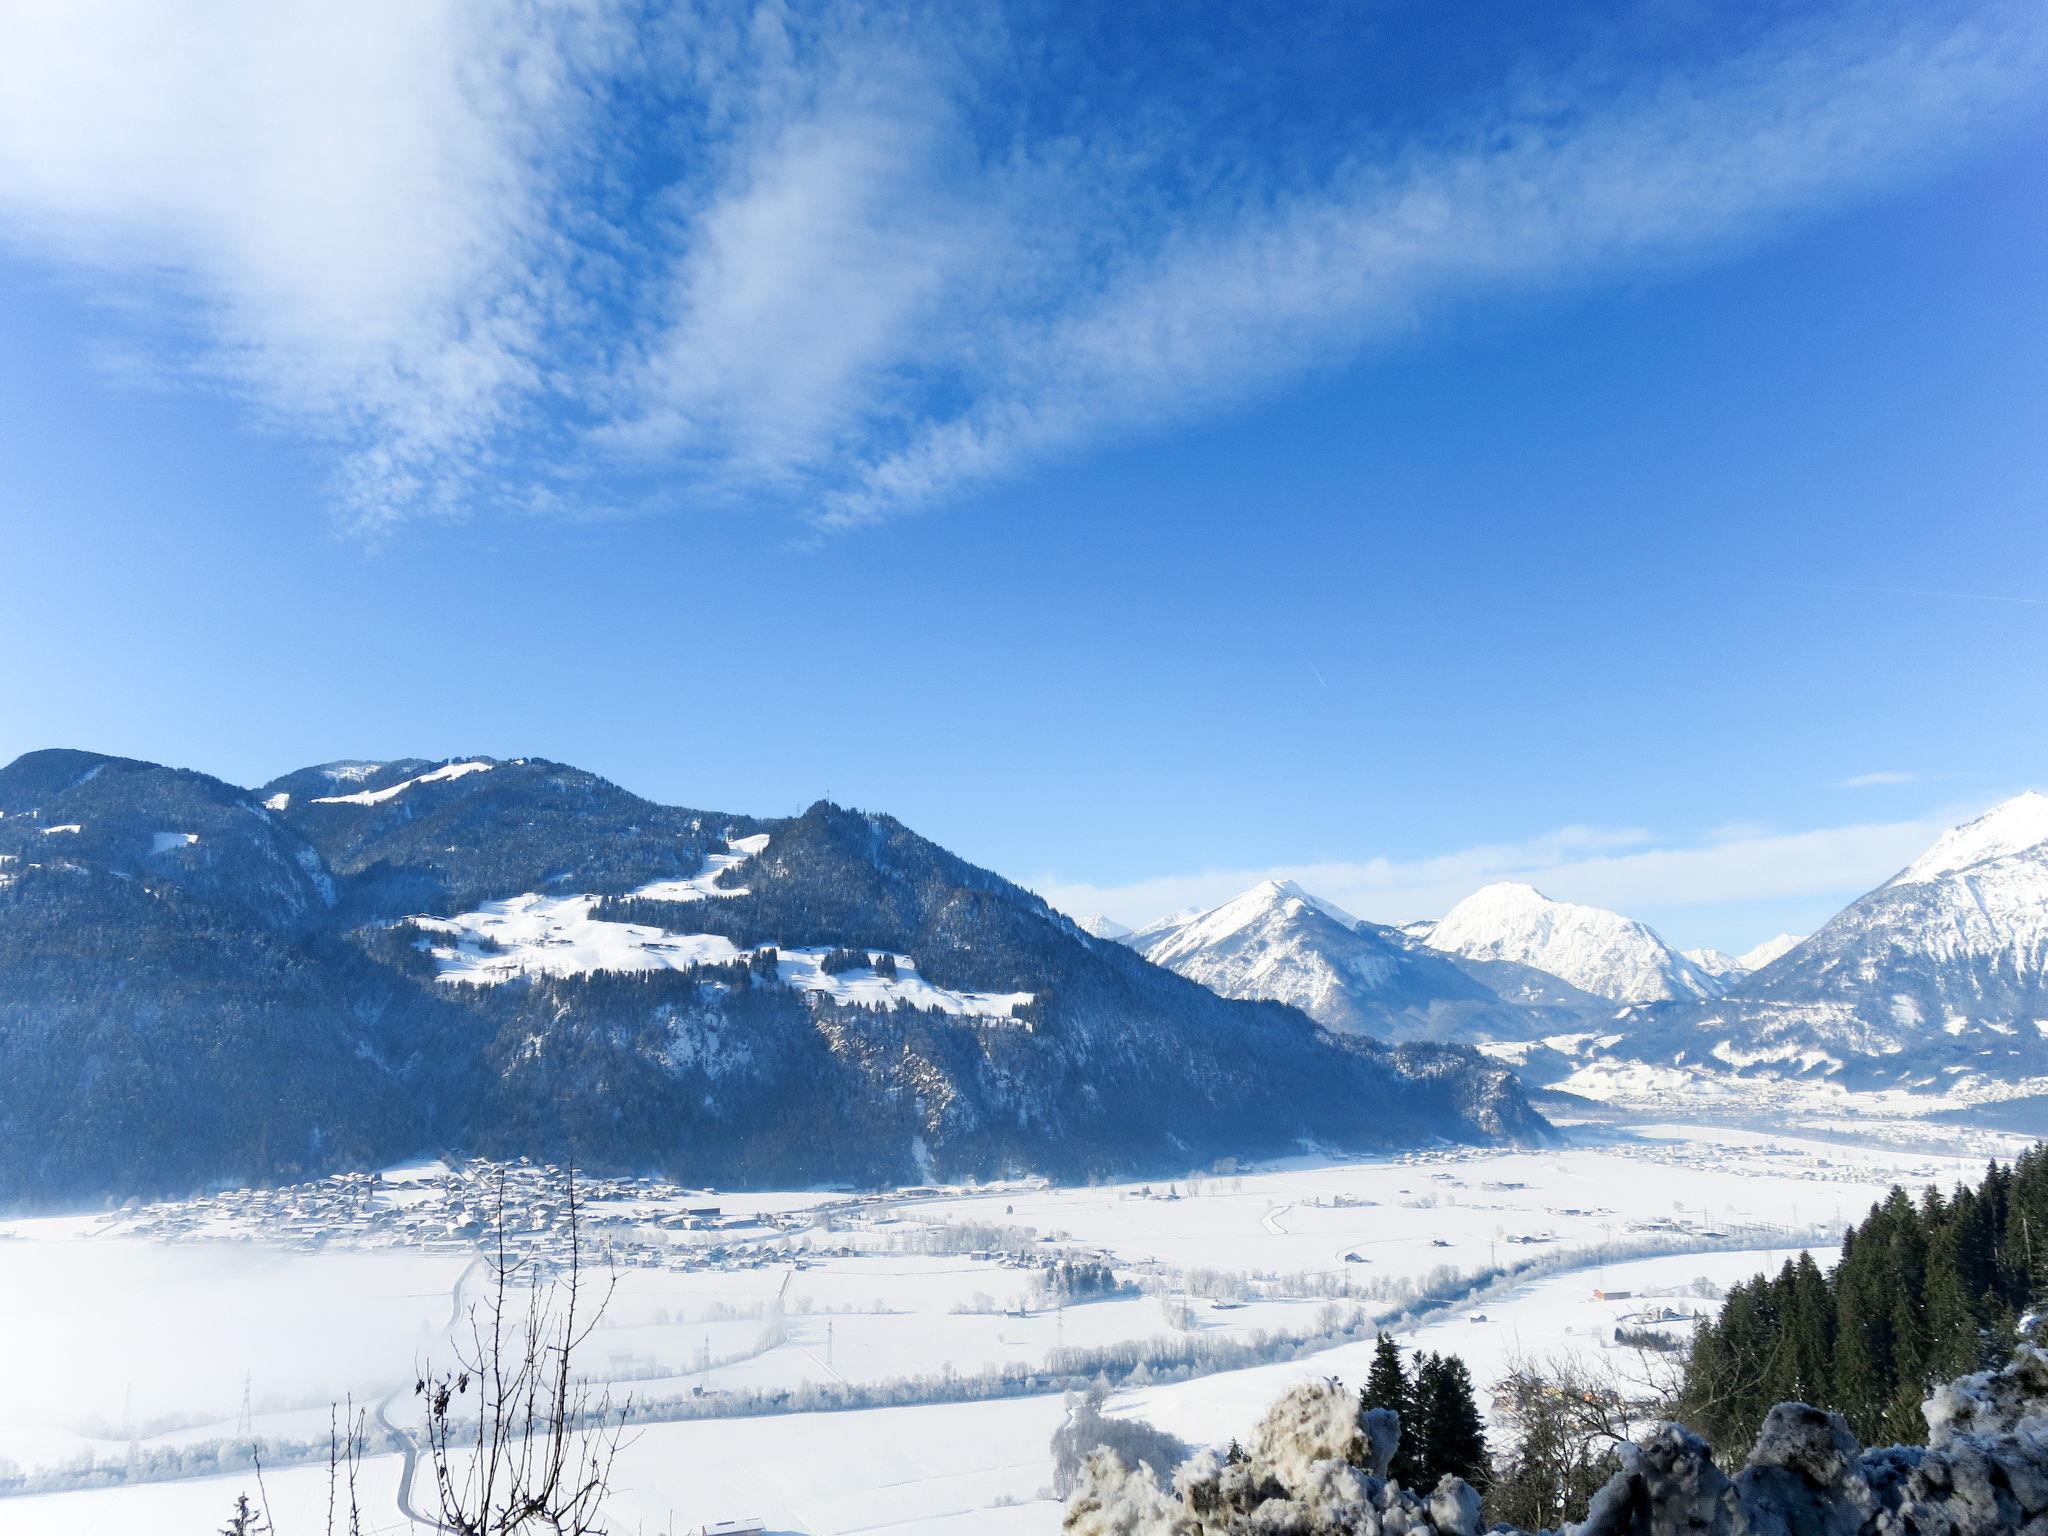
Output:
left=1684, top=946, right=1745, bottom=978
left=1204, top=884, right=1368, bottom=933
left=1427, top=880, right=1714, bottom=1004
left=1471, top=879, right=1548, bottom=903
left=1737, top=932, right=1805, bottom=970
left=1890, top=790, right=2048, bottom=888
left=1246, top=878, right=1359, bottom=927
left=1078, top=914, right=1132, bottom=941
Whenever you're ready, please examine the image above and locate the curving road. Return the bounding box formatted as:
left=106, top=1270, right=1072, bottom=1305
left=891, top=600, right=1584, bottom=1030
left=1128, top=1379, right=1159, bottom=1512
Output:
left=381, top=1253, right=486, bottom=1531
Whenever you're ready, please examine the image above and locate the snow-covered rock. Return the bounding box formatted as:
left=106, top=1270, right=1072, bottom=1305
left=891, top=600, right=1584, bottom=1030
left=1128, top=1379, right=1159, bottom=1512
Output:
left=1424, top=881, right=1718, bottom=1004
left=1065, top=1351, right=2048, bottom=1535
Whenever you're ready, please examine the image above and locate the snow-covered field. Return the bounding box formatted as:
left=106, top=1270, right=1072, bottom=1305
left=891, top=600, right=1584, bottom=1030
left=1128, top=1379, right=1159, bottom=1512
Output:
left=0, top=1121, right=2018, bottom=1536
left=410, top=832, right=1034, bottom=1020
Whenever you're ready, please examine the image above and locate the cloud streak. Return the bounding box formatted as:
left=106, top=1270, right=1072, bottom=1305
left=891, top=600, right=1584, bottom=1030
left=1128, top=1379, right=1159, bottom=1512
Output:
left=1030, top=808, right=1975, bottom=934
left=0, top=0, right=630, bottom=532
left=819, top=3, right=2048, bottom=528
left=0, top=1, right=2040, bottom=532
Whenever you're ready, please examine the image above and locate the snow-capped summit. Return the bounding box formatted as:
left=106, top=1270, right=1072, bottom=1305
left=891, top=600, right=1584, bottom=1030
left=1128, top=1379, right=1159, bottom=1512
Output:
left=1744, top=790, right=2048, bottom=1022
left=1736, top=932, right=1805, bottom=971
left=1135, top=877, right=1603, bottom=1040
left=1888, top=790, right=2048, bottom=887
left=1585, top=792, right=2048, bottom=1093
left=1078, top=914, right=1133, bottom=941
left=1243, top=878, right=1359, bottom=927
left=1686, top=934, right=1806, bottom=978
left=1425, top=881, right=1718, bottom=1004
left=1683, top=947, right=1745, bottom=979
left=1138, top=880, right=1386, bottom=1023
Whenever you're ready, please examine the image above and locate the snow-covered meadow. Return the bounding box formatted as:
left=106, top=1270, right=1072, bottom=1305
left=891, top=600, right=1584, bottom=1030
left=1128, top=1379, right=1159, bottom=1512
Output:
left=0, top=1121, right=2019, bottom=1535
left=407, top=831, right=1035, bottom=1020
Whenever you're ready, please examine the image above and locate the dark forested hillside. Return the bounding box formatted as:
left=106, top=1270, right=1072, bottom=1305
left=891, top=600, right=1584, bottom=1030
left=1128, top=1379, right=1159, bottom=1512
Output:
left=261, top=755, right=762, bottom=918
left=0, top=749, right=337, bottom=927
left=0, top=866, right=426, bottom=1195
left=0, top=750, right=1549, bottom=1205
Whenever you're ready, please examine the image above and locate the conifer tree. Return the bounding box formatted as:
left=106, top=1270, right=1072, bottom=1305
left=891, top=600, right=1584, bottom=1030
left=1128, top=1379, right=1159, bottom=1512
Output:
left=1783, top=1249, right=1835, bottom=1406
left=1924, top=1224, right=1985, bottom=1382
left=1830, top=1254, right=1890, bottom=1443
left=1360, top=1331, right=1422, bottom=1486
left=1412, top=1351, right=1445, bottom=1474
left=1415, top=1352, right=1490, bottom=1489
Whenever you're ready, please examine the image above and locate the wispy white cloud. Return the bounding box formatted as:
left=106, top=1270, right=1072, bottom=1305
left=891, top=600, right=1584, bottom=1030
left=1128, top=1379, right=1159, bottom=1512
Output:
left=0, top=2, right=2040, bottom=532
left=820, top=4, right=2048, bottom=528
left=1839, top=770, right=1922, bottom=787
left=591, top=17, right=1003, bottom=490
left=0, top=0, right=627, bottom=531
left=1030, top=809, right=1972, bottom=932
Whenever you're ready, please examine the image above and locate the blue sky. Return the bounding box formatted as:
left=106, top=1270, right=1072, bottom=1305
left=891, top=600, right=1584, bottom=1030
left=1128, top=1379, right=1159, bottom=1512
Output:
left=0, top=0, right=2043, bottom=951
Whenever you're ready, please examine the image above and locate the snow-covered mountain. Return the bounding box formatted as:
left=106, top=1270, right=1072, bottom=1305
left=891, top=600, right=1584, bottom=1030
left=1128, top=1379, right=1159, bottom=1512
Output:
left=1535, top=793, right=2048, bottom=1100
left=1738, top=932, right=1805, bottom=970
left=1684, top=947, right=1746, bottom=979
left=1423, top=881, right=1720, bottom=1004
left=1133, top=878, right=1606, bottom=1041
left=1699, top=791, right=2048, bottom=1077
left=1077, top=914, right=1133, bottom=941
left=1684, top=933, right=1807, bottom=979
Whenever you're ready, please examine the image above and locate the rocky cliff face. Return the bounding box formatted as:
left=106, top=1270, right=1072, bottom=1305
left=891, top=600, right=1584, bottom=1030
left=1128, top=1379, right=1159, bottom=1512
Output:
left=1064, top=1347, right=2048, bottom=1535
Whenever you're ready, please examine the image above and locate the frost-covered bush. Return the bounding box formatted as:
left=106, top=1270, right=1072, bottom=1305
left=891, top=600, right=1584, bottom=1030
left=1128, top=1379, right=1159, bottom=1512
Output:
left=1052, top=1388, right=1190, bottom=1499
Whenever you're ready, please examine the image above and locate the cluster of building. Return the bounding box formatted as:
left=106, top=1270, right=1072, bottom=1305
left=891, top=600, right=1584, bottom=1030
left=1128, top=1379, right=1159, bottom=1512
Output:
left=96, top=1158, right=777, bottom=1265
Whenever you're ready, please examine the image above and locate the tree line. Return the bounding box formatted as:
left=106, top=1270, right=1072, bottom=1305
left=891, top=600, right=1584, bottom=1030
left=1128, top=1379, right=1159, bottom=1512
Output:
left=1679, top=1142, right=2048, bottom=1456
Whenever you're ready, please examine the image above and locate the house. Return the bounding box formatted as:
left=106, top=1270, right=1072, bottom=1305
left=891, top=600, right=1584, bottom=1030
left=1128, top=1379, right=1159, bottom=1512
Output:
left=1593, top=1288, right=1633, bottom=1301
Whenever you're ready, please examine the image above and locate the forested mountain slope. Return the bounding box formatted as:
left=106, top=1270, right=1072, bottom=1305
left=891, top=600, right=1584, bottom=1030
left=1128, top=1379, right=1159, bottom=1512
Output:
left=0, top=749, right=1547, bottom=1204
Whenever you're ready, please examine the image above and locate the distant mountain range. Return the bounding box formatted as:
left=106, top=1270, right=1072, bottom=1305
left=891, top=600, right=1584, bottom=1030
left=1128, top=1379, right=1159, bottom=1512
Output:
left=1682, top=933, right=1805, bottom=981
left=0, top=749, right=1545, bottom=1204
left=1120, top=793, right=2048, bottom=1111
left=1125, top=880, right=1603, bottom=1042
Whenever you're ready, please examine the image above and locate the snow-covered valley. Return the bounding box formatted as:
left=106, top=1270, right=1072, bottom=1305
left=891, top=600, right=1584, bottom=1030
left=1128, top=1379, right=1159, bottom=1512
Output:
left=0, top=1119, right=2019, bottom=1535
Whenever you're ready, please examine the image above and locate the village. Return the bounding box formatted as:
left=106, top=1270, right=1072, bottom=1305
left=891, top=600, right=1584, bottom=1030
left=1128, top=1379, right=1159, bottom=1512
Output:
left=94, top=1158, right=777, bottom=1263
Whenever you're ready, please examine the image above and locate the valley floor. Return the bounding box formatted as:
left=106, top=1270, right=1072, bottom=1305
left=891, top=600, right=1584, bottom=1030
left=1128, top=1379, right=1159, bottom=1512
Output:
left=0, top=1115, right=2027, bottom=1536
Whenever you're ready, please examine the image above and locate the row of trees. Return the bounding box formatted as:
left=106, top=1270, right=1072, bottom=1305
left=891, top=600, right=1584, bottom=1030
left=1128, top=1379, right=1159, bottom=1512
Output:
left=819, top=947, right=899, bottom=977
left=1680, top=1145, right=2048, bottom=1456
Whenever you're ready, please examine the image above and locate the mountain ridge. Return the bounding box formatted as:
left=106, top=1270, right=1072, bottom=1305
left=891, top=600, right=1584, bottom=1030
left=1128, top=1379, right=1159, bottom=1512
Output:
left=0, top=748, right=1549, bottom=1205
